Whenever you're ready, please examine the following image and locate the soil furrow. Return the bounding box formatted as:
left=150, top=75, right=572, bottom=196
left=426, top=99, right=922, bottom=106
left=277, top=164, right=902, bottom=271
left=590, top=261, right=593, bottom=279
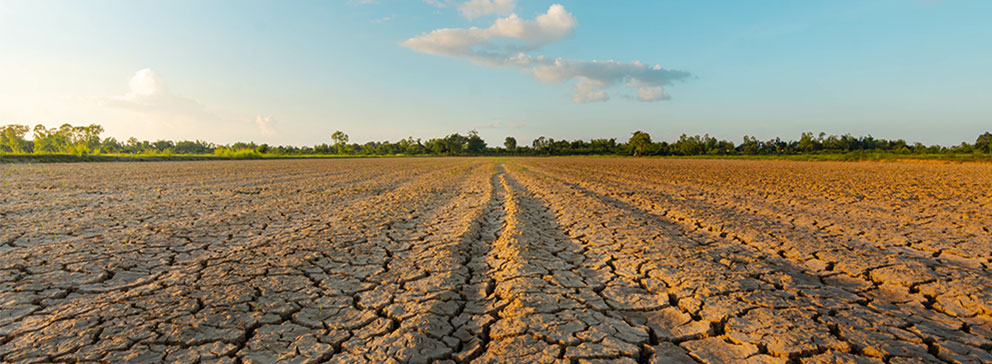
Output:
left=1, top=158, right=989, bottom=364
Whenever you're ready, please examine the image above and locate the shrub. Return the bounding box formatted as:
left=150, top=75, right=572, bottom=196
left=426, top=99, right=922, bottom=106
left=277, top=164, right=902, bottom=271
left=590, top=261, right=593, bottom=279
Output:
left=214, top=147, right=262, bottom=159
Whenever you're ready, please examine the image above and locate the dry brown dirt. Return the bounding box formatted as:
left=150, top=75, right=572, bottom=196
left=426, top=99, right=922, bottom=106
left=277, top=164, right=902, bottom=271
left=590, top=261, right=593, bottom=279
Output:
left=1, top=157, right=990, bottom=364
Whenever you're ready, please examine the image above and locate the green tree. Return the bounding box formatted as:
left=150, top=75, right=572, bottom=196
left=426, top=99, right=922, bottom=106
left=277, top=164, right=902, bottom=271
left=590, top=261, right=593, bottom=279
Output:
left=672, top=134, right=705, bottom=155
left=976, top=132, right=992, bottom=153
left=0, top=124, right=30, bottom=153
left=738, top=135, right=760, bottom=155
left=152, top=140, right=175, bottom=152
left=32, top=125, right=58, bottom=153
left=504, top=136, right=517, bottom=152
left=29, top=123, right=104, bottom=155
left=427, top=138, right=445, bottom=155
left=331, top=131, right=349, bottom=154
left=75, top=124, right=104, bottom=154
left=532, top=136, right=552, bottom=155
left=628, top=131, right=652, bottom=157
left=444, top=133, right=467, bottom=155
left=174, top=140, right=214, bottom=154
left=466, top=130, right=486, bottom=154
left=101, top=137, right=123, bottom=154
left=402, top=138, right=425, bottom=155
left=589, top=138, right=617, bottom=155
left=798, top=132, right=820, bottom=153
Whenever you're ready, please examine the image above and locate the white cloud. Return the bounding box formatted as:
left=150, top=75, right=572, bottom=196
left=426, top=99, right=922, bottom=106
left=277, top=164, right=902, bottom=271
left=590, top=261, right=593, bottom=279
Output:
left=457, top=0, right=516, bottom=20
left=255, top=114, right=275, bottom=135
left=125, top=68, right=157, bottom=98
left=106, top=68, right=214, bottom=120
left=628, top=79, right=670, bottom=102
left=401, top=4, right=576, bottom=64
left=103, top=69, right=278, bottom=141
left=636, top=86, right=667, bottom=101
left=402, top=5, right=690, bottom=103
left=531, top=59, right=688, bottom=103
left=423, top=0, right=453, bottom=8
left=371, top=15, right=394, bottom=23
left=571, top=78, right=610, bottom=103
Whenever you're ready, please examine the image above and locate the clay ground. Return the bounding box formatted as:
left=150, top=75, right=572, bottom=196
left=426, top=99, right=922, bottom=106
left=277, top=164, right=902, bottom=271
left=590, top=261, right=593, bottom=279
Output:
left=1, top=157, right=990, bottom=364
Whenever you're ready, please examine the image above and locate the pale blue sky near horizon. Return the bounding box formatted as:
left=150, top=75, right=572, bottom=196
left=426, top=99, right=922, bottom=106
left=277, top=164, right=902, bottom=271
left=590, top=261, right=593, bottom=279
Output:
left=1, top=0, right=989, bottom=146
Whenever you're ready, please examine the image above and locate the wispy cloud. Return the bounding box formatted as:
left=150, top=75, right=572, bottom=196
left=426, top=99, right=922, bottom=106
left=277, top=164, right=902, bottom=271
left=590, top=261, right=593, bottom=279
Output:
left=403, top=4, right=576, bottom=64
left=255, top=114, right=275, bottom=136
left=423, top=0, right=453, bottom=8
left=403, top=4, right=691, bottom=103
left=457, top=0, right=516, bottom=20
left=531, top=59, right=690, bottom=103
left=104, top=68, right=215, bottom=120
left=371, top=15, right=394, bottom=23
left=103, top=69, right=278, bottom=139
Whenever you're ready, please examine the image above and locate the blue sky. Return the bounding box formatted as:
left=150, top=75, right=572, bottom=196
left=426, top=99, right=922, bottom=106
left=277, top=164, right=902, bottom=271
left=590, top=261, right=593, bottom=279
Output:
left=1, top=0, right=989, bottom=146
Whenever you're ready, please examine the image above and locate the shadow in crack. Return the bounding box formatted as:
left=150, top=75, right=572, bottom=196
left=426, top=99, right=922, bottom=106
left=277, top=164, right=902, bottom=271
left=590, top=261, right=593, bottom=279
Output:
left=442, top=164, right=509, bottom=363
left=323, top=161, right=504, bottom=363
left=468, top=171, right=698, bottom=363
left=509, top=163, right=987, bottom=362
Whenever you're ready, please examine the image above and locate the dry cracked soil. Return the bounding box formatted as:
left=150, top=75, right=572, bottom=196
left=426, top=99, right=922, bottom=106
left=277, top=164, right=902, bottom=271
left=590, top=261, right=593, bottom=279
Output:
left=0, top=157, right=990, bottom=364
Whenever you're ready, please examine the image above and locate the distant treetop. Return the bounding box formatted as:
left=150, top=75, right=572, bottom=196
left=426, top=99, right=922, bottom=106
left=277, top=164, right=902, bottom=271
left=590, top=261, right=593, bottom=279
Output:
left=1, top=123, right=989, bottom=158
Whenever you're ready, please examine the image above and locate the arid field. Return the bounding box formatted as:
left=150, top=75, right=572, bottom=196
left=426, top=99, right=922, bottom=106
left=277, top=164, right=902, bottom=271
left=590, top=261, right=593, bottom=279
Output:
left=1, top=157, right=990, bottom=364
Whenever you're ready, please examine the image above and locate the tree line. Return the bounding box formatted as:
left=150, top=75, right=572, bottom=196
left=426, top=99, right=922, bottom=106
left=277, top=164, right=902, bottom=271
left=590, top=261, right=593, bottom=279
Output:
left=2, top=123, right=991, bottom=157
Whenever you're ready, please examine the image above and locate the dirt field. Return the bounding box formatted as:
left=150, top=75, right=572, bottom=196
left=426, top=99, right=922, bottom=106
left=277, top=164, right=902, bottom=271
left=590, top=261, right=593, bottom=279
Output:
left=1, top=157, right=990, bottom=363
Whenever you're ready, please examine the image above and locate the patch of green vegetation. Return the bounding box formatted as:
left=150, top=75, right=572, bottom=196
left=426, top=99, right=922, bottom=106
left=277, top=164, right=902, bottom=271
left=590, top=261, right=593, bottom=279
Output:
left=0, top=152, right=389, bottom=164
left=213, top=147, right=263, bottom=159
left=648, top=152, right=992, bottom=162
left=4, top=122, right=991, bottom=163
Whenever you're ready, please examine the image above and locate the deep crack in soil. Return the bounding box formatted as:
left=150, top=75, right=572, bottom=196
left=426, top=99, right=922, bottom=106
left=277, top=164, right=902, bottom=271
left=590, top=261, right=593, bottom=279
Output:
left=1, top=157, right=990, bottom=364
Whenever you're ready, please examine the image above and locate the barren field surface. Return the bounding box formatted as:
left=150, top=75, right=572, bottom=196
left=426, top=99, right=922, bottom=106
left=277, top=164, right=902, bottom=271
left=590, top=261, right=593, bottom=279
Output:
left=1, top=157, right=990, bottom=364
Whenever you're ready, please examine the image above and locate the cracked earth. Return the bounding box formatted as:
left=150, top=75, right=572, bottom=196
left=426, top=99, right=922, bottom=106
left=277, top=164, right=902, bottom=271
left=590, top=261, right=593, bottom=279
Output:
left=1, top=158, right=990, bottom=363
